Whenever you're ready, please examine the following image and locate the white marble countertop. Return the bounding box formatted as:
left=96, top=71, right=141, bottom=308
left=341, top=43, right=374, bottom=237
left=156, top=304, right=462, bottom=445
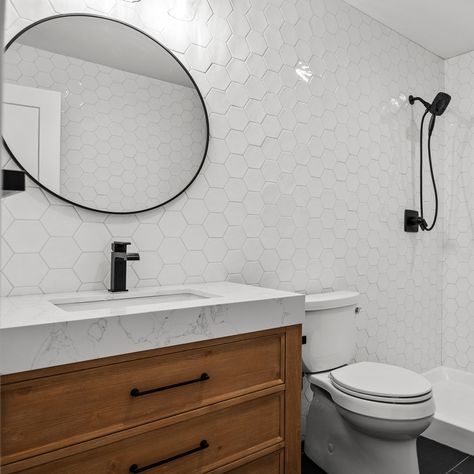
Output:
left=0, top=281, right=301, bottom=329
left=0, top=282, right=304, bottom=374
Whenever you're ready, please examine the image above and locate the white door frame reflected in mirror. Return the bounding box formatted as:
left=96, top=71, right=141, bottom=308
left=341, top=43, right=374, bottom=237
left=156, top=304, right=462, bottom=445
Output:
left=4, top=83, right=61, bottom=194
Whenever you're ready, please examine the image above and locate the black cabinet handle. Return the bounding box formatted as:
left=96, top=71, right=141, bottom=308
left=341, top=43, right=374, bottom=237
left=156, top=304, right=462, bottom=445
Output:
left=130, top=373, right=210, bottom=397
left=129, top=440, right=209, bottom=473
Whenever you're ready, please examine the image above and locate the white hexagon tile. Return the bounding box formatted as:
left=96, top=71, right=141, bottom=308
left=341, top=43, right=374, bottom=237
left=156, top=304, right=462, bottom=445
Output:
left=444, top=52, right=474, bottom=373
left=4, top=41, right=206, bottom=212
left=1, top=0, right=448, bottom=423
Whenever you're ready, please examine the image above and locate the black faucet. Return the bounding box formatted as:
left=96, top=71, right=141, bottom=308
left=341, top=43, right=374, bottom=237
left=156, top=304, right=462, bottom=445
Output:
left=109, top=241, right=140, bottom=292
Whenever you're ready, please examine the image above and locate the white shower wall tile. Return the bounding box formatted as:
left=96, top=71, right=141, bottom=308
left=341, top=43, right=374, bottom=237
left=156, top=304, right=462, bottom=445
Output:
left=444, top=52, right=474, bottom=373
left=2, top=0, right=444, bottom=393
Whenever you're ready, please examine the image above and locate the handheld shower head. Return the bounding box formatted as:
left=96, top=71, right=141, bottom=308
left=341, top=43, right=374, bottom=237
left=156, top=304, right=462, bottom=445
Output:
left=427, top=93, right=451, bottom=135
left=409, top=91, right=451, bottom=136
left=428, top=92, right=451, bottom=116
left=405, top=91, right=451, bottom=233
left=408, top=92, right=451, bottom=116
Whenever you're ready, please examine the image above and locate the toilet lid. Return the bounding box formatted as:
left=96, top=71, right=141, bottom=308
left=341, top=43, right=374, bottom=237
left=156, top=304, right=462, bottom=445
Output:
left=330, top=362, right=432, bottom=399
left=305, top=291, right=359, bottom=311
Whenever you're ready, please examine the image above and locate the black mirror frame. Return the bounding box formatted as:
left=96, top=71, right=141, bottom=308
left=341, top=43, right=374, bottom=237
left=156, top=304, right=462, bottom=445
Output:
left=2, top=13, right=210, bottom=215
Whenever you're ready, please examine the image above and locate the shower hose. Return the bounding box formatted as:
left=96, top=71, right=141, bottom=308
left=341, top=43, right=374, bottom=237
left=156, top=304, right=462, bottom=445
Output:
left=419, top=109, right=439, bottom=231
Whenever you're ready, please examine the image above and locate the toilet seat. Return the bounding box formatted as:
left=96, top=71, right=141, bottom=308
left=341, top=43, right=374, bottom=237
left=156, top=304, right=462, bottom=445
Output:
left=329, top=362, right=433, bottom=404
left=330, top=379, right=432, bottom=404
left=308, top=363, right=435, bottom=421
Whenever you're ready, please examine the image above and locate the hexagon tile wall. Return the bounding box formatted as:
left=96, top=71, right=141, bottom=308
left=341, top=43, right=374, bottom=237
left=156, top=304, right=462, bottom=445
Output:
left=1, top=0, right=445, bottom=426
left=444, top=52, right=474, bottom=373
left=5, top=42, right=206, bottom=212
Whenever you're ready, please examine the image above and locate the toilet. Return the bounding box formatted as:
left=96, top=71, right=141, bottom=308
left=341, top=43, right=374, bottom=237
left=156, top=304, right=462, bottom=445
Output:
left=303, top=291, right=434, bottom=474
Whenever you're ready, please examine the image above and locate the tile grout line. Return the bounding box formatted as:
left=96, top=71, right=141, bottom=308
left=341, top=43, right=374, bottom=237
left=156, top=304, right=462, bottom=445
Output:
left=445, top=455, right=471, bottom=473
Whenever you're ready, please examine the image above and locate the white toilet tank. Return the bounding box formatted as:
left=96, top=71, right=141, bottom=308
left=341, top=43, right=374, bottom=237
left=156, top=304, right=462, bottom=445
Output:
left=303, top=291, right=359, bottom=373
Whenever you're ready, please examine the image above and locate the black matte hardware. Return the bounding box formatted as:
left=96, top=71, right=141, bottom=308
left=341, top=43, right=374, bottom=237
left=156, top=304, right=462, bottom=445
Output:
left=409, top=93, right=451, bottom=119
left=109, top=241, right=140, bottom=293
left=302, top=336, right=307, bottom=345
left=111, top=241, right=131, bottom=253
left=129, top=440, right=209, bottom=473
left=2, top=169, right=25, bottom=198
left=130, top=373, right=210, bottom=397
left=404, top=209, right=427, bottom=233
left=409, top=95, right=430, bottom=109
left=408, top=92, right=450, bottom=232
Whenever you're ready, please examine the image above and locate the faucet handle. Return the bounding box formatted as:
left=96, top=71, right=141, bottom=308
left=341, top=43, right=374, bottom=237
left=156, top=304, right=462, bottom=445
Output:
left=111, top=241, right=131, bottom=252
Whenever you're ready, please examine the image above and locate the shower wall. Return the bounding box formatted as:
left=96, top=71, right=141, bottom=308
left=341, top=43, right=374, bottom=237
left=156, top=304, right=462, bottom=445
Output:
left=444, top=52, right=474, bottom=373
left=1, top=1, right=445, bottom=379
left=1, top=0, right=446, bottom=434
left=0, top=1, right=449, bottom=435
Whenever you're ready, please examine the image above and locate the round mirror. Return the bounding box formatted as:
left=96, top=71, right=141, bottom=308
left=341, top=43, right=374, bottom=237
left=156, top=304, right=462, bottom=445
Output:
left=3, top=14, right=209, bottom=214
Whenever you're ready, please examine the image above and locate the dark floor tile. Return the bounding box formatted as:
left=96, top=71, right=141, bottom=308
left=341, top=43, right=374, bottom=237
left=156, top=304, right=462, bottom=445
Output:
left=301, top=453, right=327, bottom=474
left=301, top=437, right=470, bottom=474
left=417, top=437, right=469, bottom=474
left=453, top=456, right=474, bottom=474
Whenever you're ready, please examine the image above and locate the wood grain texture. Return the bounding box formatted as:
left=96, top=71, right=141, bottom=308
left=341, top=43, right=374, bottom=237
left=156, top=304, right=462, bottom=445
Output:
left=1, top=325, right=302, bottom=474
left=207, top=445, right=284, bottom=473
left=284, top=325, right=302, bottom=473
left=1, top=328, right=287, bottom=385
left=225, top=449, right=283, bottom=473
left=2, top=333, right=283, bottom=464
left=3, top=386, right=285, bottom=474
left=5, top=393, right=283, bottom=474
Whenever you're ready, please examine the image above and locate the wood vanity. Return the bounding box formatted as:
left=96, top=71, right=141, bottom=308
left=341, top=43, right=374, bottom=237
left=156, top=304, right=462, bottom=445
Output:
left=1, top=325, right=301, bottom=473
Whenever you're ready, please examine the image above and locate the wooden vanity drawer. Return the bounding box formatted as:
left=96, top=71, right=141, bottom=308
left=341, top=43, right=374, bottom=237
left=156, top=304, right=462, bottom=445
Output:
left=1, top=332, right=284, bottom=464
left=6, top=393, right=283, bottom=474
left=221, top=450, right=283, bottom=473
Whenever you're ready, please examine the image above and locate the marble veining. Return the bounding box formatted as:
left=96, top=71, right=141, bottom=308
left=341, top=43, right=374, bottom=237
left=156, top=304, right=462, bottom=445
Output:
left=0, top=282, right=304, bottom=374
left=1, top=281, right=298, bottom=329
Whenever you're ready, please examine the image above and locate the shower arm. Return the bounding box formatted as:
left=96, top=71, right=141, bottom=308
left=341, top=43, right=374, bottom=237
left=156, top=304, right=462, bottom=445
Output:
left=408, top=95, right=431, bottom=110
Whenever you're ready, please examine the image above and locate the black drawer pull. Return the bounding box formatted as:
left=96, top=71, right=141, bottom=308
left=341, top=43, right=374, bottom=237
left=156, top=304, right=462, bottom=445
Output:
left=130, top=373, right=210, bottom=397
left=129, top=440, right=209, bottom=473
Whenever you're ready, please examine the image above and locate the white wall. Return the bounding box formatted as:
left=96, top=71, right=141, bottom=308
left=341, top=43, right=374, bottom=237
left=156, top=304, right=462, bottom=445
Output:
left=1, top=0, right=444, bottom=393
left=444, top=52, right=474, bottom=373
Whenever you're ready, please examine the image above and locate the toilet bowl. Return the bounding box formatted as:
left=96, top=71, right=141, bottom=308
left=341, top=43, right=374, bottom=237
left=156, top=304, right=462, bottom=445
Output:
left=303, top=292, right=434, bottom=474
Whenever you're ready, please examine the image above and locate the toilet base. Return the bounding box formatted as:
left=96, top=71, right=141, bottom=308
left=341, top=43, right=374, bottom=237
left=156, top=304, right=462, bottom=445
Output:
left=305, top=386, right=425, bottom=474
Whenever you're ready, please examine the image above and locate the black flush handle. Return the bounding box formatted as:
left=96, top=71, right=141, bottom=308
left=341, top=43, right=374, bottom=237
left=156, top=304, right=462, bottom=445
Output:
left=129, top=440, right=209, bottom=473
left=130, top=373, right=210, bottom=397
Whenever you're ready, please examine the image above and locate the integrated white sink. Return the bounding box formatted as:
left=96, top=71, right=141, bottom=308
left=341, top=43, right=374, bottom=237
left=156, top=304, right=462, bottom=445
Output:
left=51, top=291, right=211, bottom=313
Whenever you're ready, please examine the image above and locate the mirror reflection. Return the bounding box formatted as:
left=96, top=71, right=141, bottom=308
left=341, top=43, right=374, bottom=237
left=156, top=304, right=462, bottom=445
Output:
left=3, top=15, right=208, bottom=213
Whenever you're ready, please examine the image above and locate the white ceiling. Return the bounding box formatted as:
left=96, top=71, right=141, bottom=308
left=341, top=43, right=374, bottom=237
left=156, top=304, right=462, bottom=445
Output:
left=343, top=0, right=474, bottom=59
left=17, top=15, right=193, bottom=88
